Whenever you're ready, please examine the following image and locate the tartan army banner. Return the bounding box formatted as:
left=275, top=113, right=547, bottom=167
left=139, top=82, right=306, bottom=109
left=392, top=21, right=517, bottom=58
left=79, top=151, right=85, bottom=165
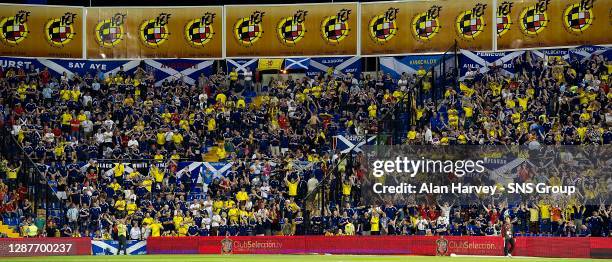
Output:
left=86, top=6, right=222, bottom=59
left=360, top=0, right=493, bottom=55
left=225, top=3, right=358, bottom=57
left=496, top=0, right=610, bottom=50
left=0, top=4, right=83, bottom=58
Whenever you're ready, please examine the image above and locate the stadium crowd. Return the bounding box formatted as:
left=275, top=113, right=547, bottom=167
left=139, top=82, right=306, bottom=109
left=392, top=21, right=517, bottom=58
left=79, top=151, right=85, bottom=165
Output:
left=0, top=51, right=610, bottom=240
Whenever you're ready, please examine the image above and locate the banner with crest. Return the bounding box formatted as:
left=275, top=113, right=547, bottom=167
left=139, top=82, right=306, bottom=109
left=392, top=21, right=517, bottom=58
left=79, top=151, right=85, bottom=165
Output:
left=0, top=4, right=83, bottom=58
left=496, top=0, right=609, bottom=50
left=224, top=3, right=358, bottom=58
left=86, top=7, right=222, bottom=59
left=360, top=0, right=493, bottom=55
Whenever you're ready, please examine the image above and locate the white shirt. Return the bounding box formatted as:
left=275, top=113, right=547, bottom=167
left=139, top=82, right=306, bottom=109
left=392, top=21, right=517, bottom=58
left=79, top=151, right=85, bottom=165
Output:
left=103, top=119, right=114, bottom=130
left=260, top=185, right=270, bottom=198
left=130, top=226, right=142, bottom=240
left=81, top=120, right=93, bottom=133
left=244, top=71, right=253, bottom=81
left=127, top=139, right=139, bottom=148
left=103, top=131, right=113, bottom=143
left=94, top=132, right=105, bottom=144
left=307, top=177, right=318, bottom=192
left=211, top=214, right=221, bottom=227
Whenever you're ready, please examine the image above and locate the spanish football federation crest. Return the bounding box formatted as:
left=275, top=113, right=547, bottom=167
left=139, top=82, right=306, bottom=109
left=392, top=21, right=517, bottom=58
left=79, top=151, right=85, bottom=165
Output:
left=496, top=1, right=513, bottom=37
left=234, top=11, right=264, bottom=46
left=411, top=5, right=442, bottom=41
left=221, top=237, right=233, bottom=254
left=277, top=10, right=307, bottom=46
left=519, top=0, right=550, bottom=35
left=185, top=12, right=215, bottom=47
left=368, top=8, right=398, bottom=44
left=563, top=0, right=594, bottom=33
left=45, top=12, right=77, bottom=47
left=139, top=13, right=171, bottom=48
left=456, top=3, right=487, bottom=39
left=436, top=236, right=449, bottom=256
left=320, top=9, right=351, bottom=44
left=94, top=13, right=126, bottom=48
left=0, top=10, right=30, bottom=46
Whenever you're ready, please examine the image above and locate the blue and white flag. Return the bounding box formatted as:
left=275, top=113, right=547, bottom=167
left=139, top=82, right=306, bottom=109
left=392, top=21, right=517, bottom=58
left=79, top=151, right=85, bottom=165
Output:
left=569, top=45, right=609, bottom=62
left=202, top=162, right=233, bottom=181
left=530, top=48, right=570, bottom=61
left=380, top=55, right=442, bottom=79
left=333, top=135, right=376, bottom=154
left=459, top=50, right=524, bottom=80
left=176, top=161, right=203, bottom=184
left=226, top=59, right=258, bottom=73
left=307, top=56, right=361, bottom=77
left=284, top=58, right=310, bottom=70
left=92, top=240, right=147, bottom=255
left=144, top=59, right=214, bottom=86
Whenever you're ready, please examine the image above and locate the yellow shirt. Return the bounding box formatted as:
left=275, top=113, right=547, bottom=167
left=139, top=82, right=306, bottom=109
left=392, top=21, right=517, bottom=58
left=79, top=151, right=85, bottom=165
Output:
left=236, top=191, right=249, bottom=201
left=407, top=131, right=417, bottom=140
left=538, top=204, right=551, bottom=219
left=61, top=113, right=72, bottom=125
left=287, top=181, right=298, bottom=196
left=229, top=71, right=238, bottom=81
left=172, top=133, right=183, bottom=144
left=127, top=203, right=137, bottom=215
left=7, top=168, right=19, bottom=179
left=228, top=208, right=239, bottom=223
left=117, top=224, right=127, bottom=237
left=142, top=217, right=154, bottom=226
left=71, top=90, right=80, bottom=101
left=149, top=223, right=162, bottom=237
left=371, top=216, right=380, bottom=232
left=114, top=164, right=124, bottom=177
left=207, top=118, right=216, bottom=131
left=173, top=215, right=184, bottom=228
left=156, top=132, right=166, bottom=145
left=517, top=97, right=528, bottom=110
left=342, top=183, right=351, bottom=196
left=114, top=199, right=126, bottom=211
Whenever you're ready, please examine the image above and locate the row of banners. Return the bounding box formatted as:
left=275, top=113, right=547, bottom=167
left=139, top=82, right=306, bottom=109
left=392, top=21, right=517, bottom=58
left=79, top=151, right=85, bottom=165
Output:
left=1, top=45, right=608, bottom=80
left=0, top=0, right=610, bottom=59
left=1, top=44, right=608, bottom=81
left=381, top=44, right=611, bottom=79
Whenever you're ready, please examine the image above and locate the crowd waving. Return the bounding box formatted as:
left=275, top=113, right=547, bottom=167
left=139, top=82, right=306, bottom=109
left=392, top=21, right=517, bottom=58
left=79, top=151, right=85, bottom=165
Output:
left=0, top=51, right=610, bottom=240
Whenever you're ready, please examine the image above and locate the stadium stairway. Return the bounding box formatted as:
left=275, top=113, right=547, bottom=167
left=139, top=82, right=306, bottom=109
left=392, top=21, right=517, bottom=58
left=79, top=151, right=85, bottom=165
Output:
left=0, top=220, right=21, bottom=238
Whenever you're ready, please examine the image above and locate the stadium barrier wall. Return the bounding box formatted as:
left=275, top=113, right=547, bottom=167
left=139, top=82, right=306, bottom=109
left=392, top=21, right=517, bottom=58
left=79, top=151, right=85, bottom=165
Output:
left=0, top=237, right=91, bottom=257
left=147, top=236, right=612, bottom=258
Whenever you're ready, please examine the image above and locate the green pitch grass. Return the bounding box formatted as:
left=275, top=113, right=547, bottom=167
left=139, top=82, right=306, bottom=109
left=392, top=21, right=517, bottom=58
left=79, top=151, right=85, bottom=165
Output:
left=0, top=255, right=605, bottom=262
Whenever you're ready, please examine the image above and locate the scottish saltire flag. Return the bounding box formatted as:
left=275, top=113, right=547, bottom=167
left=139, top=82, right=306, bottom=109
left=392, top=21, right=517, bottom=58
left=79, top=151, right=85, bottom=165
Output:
left=459, top=50, right=524, bottom=80
left=333, top=135, right=376, bottom=154
left=569, top=45, right=609, bottom=62
left=144, top=59, right=214, bottom=86
left=92, top=240, right=147, bottom=255
left=176, top=161, right=203, bottom=184
left=380, top=55, right=442, bottom=79
left=307, top=56, right=361, bottom=77
left=284, top=58, right=310, bottom=70
left=202, top=162, right=233, bottom=181
left=226, top=59, right=258, bottom=73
